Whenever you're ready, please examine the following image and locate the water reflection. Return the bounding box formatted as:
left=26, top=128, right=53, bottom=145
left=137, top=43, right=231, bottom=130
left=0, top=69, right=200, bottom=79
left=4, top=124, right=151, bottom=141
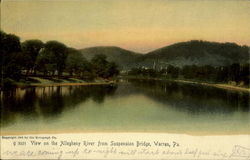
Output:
left=128, top=79, right=250, bottom=114
left=0, top=85, right=118, bottom=127
left=1, top=80, right=249, bottom=133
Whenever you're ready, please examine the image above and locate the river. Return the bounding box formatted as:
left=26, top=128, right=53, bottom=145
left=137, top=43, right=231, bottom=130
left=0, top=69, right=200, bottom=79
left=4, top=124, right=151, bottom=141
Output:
left=1, top=79, right=249, bottom=135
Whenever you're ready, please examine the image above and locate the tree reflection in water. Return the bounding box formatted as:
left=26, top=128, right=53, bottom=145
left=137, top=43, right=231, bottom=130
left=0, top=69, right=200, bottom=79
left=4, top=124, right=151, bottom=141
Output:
left=1, top=80, right=249, bottom=129
left=0, top=84, right=118, bottom=127
left=128, top=79, right=249, bottom=114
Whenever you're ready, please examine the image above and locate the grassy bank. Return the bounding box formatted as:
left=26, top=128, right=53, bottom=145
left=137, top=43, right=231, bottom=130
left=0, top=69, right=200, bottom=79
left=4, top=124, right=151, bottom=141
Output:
left=121, top=75, right=250, bottom=92
left=173, top=79, right=250, bottom=92
left=2, top=76, right=249, bottom=92
left=1, top=77, right=116, bottom=89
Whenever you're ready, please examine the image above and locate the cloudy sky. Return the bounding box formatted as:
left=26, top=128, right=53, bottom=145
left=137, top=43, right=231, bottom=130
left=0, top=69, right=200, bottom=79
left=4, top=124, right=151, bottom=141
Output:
left=1, top=0, right=250, bottom=53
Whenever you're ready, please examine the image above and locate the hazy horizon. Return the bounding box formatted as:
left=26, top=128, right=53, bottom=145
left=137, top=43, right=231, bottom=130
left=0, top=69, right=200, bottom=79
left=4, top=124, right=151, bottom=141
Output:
left=1, top=0, right=250, bottom=53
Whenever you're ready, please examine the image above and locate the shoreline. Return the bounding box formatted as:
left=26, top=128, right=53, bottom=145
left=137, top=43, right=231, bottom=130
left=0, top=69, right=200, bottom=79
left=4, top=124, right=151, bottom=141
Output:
left=1, top=77, right=116, bottom=89
left=28, top=81, right=116, bottom=87
left=122, top=76, right=250, bottom=92
left=2, top=76, right=249, bottom=92
left=173, top=79, right=250, bottom=92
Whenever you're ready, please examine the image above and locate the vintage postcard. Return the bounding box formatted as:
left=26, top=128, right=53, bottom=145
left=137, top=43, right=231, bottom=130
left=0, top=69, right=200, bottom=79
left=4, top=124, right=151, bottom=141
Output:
left=1, top=0, right=250, bottom=159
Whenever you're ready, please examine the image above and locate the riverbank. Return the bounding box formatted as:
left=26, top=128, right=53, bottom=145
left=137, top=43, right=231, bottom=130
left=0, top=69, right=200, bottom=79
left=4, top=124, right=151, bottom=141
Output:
left=2, top=76, right=249, bottom=92
left=1, top=77, right=116, bottom=89
left=122, top=76, right=250, bottom=92
left=29, top=81, right=116, bottom=87
left=174, top=79, right=250, bottom=92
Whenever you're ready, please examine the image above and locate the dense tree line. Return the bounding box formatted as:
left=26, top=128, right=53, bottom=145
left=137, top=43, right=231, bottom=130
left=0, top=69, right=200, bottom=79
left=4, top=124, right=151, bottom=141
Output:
left=128, top=63, right=250, bottom=86
left=0, top=30, right=119, bottom=83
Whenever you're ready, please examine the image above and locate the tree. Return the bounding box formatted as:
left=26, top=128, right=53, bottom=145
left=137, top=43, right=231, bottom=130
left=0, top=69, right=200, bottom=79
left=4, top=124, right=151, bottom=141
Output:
left=91, top=54, right=108, bottom=78
left=39, top=41, right=68, bottom=76
left=196, top=65, right=216, bottom=81
left=91, top=54, right=119, bottom=78
left=35, top=48, right=55, bottom=76
left=182, top=65, right=198, bottom=79
left=215, top=66, right=229, bottom=82
left=66, top=48, right=91, bottom=78
left=128, top=68, right=142, bottom=76
left=21, top=39, right=44, bottom=75
left=66, top=48, right=83, bottom=76
left=239, top=63, right=250, bottom=85
left=229, top=63, right=240, bottom=83
left=0, top=30, right=22, bottom=80
left=105, top=62, right=119, bottom=78
left=167, top=65, right=180, bottom=78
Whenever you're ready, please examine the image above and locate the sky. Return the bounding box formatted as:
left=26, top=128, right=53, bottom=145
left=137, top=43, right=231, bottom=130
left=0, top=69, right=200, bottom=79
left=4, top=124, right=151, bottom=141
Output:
left=1, top=0, right=250, bottom=53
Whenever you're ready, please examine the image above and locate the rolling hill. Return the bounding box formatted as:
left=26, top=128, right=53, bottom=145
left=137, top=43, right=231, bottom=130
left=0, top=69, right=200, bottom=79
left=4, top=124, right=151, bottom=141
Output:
left=79, top=41, right=249, bottom=69
left=139, top=40, right=249, bottom=68
left=79, top=46, right=142, bottom=69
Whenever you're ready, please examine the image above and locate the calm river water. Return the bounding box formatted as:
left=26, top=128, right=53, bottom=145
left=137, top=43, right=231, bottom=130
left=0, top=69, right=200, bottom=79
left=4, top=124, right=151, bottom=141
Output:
left=1, top=79, right=249, bottom=134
